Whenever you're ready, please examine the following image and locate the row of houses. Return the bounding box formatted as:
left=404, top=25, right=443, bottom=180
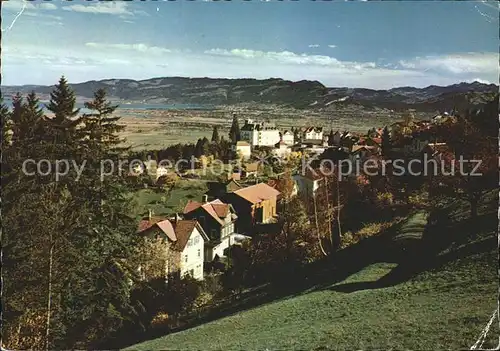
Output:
left=136, top=181, right=281, bottom=281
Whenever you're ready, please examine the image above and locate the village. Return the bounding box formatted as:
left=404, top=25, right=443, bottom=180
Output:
left=133, top=110, right=457, bottom=282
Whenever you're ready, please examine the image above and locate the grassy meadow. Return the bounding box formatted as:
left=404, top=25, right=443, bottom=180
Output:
left=126, top=191, right=498, bottom=350
left=116, top=107, right=432, bottom=150
left=130, top=180, right=209, bottom=219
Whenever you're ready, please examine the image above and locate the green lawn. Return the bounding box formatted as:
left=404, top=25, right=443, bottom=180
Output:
left=131, top=180, right=208, bottom=218
left=125, top=192, right=498, bottom=350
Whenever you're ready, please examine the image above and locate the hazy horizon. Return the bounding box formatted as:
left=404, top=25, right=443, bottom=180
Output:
left=2, top=0, right=498, bottom=89
left=1, top=76, right=497, bottom=91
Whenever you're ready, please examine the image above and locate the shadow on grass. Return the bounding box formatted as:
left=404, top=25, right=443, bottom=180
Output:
left=327, top=209, right=497, bottom=294
left=118, top=195, right=497, bottom=349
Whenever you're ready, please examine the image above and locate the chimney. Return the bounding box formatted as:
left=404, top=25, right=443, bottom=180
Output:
left=202, top=194, right=208, bottom=204
left=174, top=213, right=181, bottom=224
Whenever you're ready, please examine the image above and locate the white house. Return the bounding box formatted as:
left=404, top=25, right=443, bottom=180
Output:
left=281, top=130, right=295, bottom=146
left=234, top=141, right=251, bottom=159
left=178, top=221, right=208, bottom=280
left=240, top=119, right=260, bottom=146
left=241, top=119, right=281, bottom=147
left=303, top=127, right=323, bottom=141
left=183, top=198, right=244, bottom=262
left=137, top=217, right=209, bottom=281
left=292, top=170, right=324, bottom=199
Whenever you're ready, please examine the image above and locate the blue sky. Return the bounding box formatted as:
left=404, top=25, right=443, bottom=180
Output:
left=2, top=0, right=498, bottom=88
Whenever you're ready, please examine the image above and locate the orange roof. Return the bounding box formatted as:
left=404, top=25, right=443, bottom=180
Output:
left=184, top=199, right=233, bottom=225
left=212, top=203, right=229, bottom=218
left=157, top=220, right=177, bottom=242
left=137, top=216, right=164, bottom=233
left=233, top=183, right=280, bottom=204
left=138, top=217, right=204, bottom=251
left=183, top=200, right=202, bottom=214
left=172, top=220, right=198, bottom=251
left=137, top=217, right=177, bottom=242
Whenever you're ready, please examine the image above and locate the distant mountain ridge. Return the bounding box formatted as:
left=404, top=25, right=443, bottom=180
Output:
left=2, top=77, right=497, bottom=112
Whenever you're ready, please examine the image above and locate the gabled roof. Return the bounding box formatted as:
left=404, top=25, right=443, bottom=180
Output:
left=137, top=217, right=177, bottom=242
left=352, top=145, right=376, bottom=154
left=183, top=200, right=202, bottom=214
left=233, top=183, right=281, bottom=204
left=137, top=217, right=208, bottom=251
left=304, top=126, right=323, bottom=133
left=212, top=204, right=229, bottom=218
left=183, top=199, right=236, bottom=226
left=172, top=220, right=198, bottom=251
left=137, top=216, right=164, bottom=233
left=226, top=179, right=242, bottom=191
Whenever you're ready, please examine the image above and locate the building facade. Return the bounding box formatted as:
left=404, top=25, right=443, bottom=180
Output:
left=241, top=119, right=281, bottom=147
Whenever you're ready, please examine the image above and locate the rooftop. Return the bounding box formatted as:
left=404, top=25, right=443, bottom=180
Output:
left=233, top=183, right=281, bottom=204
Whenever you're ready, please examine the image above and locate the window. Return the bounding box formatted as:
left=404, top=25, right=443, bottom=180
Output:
left=197, top=249, right=201, bottom=258
left=184, top=255, right=188, bottom=263
left=194, top=236, right=199, bottom=245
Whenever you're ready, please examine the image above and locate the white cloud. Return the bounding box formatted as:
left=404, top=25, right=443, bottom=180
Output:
left=204, top=48, right=376, bottom=70
left=23, top=12, right=63, bottom=21
left=39, top=3, right=58, bottom=10
left=3, top=42, right=498, bottom=89
left=63, top=2, right=133, bottom=16
left=398, top=52, right=498, bottom=75
left=85, top=42, right=171, bottom=54
left=467, top=78, right=492, bottom=84
left=308, top=44, right=320, bottom=48
left=328, top=45, right=337, bottom=48
left=2, top=0, right=57, bottom=11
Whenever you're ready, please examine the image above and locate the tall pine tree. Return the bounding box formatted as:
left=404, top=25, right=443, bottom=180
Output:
left=229, top=114, right=241, bottom=143
left=381, top=126, right=391, bottom=157
left=211, top=125, right=219, bottom=143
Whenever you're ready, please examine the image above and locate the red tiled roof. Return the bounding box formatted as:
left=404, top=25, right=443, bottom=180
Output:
left=137, top=217, right=177, bottom=242
left=184, top=198, right=233, bottom=225
left=137, top=218, right=207, bottom=251
left=137, top=216, right=164, bottom=233
left=183, top=200, right=202, bottom=214
left=156, top=220, right=177, bottom=242
left=212, top=204, right=229, bottom=218
left=233, top=183, right=280, bottom=204
left=172, top=220, right=198, bottom=251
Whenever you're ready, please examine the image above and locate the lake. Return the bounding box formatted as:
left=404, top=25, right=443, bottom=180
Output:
left=1, top=96, right=214, bottom=114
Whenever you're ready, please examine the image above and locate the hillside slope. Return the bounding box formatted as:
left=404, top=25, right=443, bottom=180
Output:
left=3, top=78, right=497, bottom=112
left=125, top=193, right=498, bottom=350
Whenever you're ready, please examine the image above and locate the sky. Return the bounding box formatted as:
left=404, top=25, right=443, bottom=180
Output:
left=1, top=0, right=499, bottom=89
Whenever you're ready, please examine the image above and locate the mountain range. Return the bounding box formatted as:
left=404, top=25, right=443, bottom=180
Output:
left=2, top=77, right=498, bottom=113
